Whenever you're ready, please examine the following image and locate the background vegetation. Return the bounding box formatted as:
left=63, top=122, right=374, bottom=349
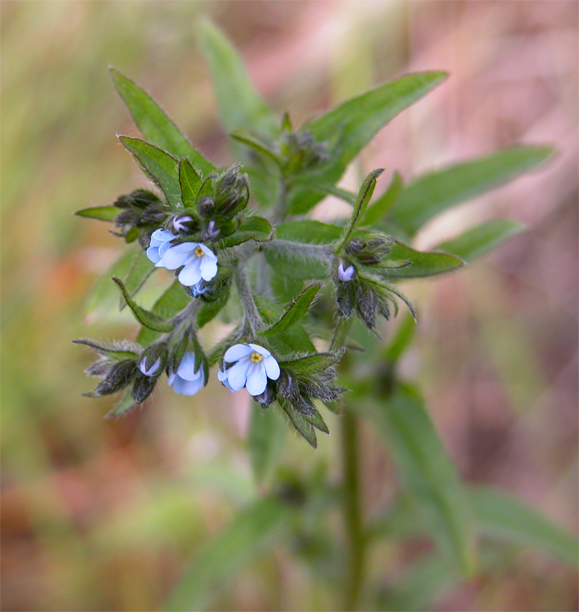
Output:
left=2, top=1, right=577, bottom=610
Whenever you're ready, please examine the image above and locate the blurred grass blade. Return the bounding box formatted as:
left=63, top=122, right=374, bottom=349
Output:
left=362, top=383, right=476, bottom=575
left=376, top=554, right=458, bottom=611
left=248, top=404, right=286, bottom=485
left=470, top=486, right=579, bottom=567
left=119, top=136, right=181, bottom=209
left=196, top=20, right=278, bottom=137
left=379, top=241, right=464, bottom=278
left=289, top=72, right=447, bottom=214
left=119, top=250, right=155, bottom=310
left=362, top=171, right=403, bottom=227
left=390, top=146, right=554, bottom=235
left=110, top=67, right=216, bottom=175
left=165, top=497, right=291, bottom=610
left=437, top=219, right=524, bottom=263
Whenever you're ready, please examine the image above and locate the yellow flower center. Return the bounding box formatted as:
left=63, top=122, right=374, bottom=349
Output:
left=250, top=351, right=263, bottom=363
left=195, top=246, right=204, bottom=257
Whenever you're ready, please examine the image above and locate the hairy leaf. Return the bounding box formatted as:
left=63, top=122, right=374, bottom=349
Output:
left=217, top=216, right=273, bottom=248
left=390, top=146, right=553, bottom=235
left=110, top=67, right=215, bottom=175
left=179, top=158, right=202, bottom=209
left=112, top=277, right=173, bottom=332
left=279, top=400, right=317, bottom=448
left=262, top=283, right=321, bottom=336
left=75, top=205, right=118, bottom=222
left=119, top=250, right=156, bottom=310
left=378, top=241, right=464, bottom=278
left=361, top=171, right=403, bottom=227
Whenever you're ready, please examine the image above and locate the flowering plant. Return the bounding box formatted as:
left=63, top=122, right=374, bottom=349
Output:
left=75, top=21, right=574, bottom=611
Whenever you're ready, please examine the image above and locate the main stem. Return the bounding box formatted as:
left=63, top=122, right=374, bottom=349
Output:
left=341, top=407, right=364, bottom=610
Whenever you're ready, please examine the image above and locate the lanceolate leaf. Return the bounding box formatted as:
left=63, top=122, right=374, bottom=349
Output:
left=72, top=338, right=142, bottom=360
left=437, top=219, right=524, bottom=264
left=196, top=20, right=278, bottom=138
left=217, top=216, right=273, bottom=248
left=112, top=277, right=173, bottom=332
left=110, top=67, right=216, bottom=175
left=362, top=383, right=476, bottom=575
left=280, top=352, right=341, bottom=376
left=469, top=486, right=579, bottom=567
left=179, top=158, right=202, bottom=209
left=119, top=136, right=181, bottom=209
left=379, top=241, right=464, bottom=278
left=288, top=72, right=448, bottom=214
left=362, top=171, right=403, bottom=227
left=389, top=146, right=554, bottom=235
left=165, top=497, right=292, bottom=610
left=262, top=283, right=321, bottom=336
left=75, top=205, right=118, bottom=222
left=230, top=129, right=281, bottom=166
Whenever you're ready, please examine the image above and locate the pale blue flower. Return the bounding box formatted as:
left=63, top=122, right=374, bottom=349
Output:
left=218, top=343, right=280, bottom=396
left=172, top=215, right=193, bottom=233
left=160, top=242, right=218, bottom=287
left=146, top=229, right=175, bottom=266
left=139, top=356, right=161, bottom=377
left=168, top=351, right=206, bottom=395
left=205, top=220, right=220, bottom=240
left=338, top=262, right=356, bottom=282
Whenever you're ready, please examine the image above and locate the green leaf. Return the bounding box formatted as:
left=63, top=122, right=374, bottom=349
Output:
left=302, top=407, right=330, bottom=435
left=119, top=136, right=181, bottom=209
left=362, top=383, right=476, bottom=575
left=390, top=146, right=554, bottom=235
left=110, top=67, right=216, bottom=175
left=288, top=72, right=448, bottom=214
left=196, top=20, right=278, bottom=138
left=217, top=216, right=273, bottom=248
left=230, top=129, right=281, bottom=166
left=178, top=158, right=202, bottom=209
left=165, top=497, right=291, bottom=610
left=248, top=405, right=286, bottom=485
left=437, top=219, right=524, bottom=264
left=378, top=240, right=464, bottom=278
left=105, top=388, right=139, bottom=419
left=280, top=352, right=341, bottom=376
left=276, top=220, right=343, bottom=244
left=196, top=289, right=230, bottom=328
left=112, top=277, right=173, bottom=332
left=381, top=313, right=416, bottom=364
left=75, top=205, right=118, bottom=222
left=262, top=283, right=321, bottom=336
left=119, top=250, right=156, bottom=310
left=469, top=486, right=579, bottom=567
left=362, top=171, right=403, bottom=227
left=279, top=400, right=317, bottom=448
left=136, top=280, right=190, bottom=345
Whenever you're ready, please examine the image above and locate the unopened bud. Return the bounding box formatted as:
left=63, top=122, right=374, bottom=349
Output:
left=138, top=343, right=168, bottom=377
left=198, top=196, right=215, bottom=217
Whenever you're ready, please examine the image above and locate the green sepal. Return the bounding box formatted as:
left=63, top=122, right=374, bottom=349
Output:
left=179, top=158, right=202, bottom=210
left=262, top=283, right=321, bottom=337
left=105, top=388, right=140, bottom=418
left=279, top=399, right=317, bottom=448
left=301, top=406, right=329, bottom=435
left=73, top=338, right=142, bottom=360
left=110, top=67, right=216, bottom=175
left=217, top=216, right=273, bottom=248
left=119, top=135, right=181, bottom=210
left=112, top=277, right=173, bottom=332
left=75, top=206, right=119, bottom=222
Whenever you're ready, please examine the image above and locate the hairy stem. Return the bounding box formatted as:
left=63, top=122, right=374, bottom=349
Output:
left=234, top=264, right=262, bottom=337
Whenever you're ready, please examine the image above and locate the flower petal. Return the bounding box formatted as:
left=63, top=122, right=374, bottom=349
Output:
left=162, top=243, right=198, bottom=270
left=246, top=363, right=267, bottom=396
left=172, top=374, right=204, bottom=395
left=151, top=229, right=174, bottom=245
left=217, top=368, right=233, bottom=390
left=263, top=355, right=280, bottom=380
left=197, top=243, right=215, bottom=257
left=146, top=246, right=161, bottom=265
left=178, top=261, right=203, bottom=286
left=158, top=239, right=173, bottom=259
left=223, top=344, right=253, bottom=362
left=248, top=343, right=271, bottom=358
left=200, top=255, right=218, bottom=281
left=226, top=359, right=249, bottom=391
left=177, top=352, right=200, bottom=381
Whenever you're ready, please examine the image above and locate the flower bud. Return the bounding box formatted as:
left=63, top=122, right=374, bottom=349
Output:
left=171, top=214, right=198, bottom=234
left=198, top=196, right=216, bottom=217
left=138, top=343, right=168, bottom=377
left=131, top=373, right=158, bottom=403
left=88, top=359, right=137, bottom=396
